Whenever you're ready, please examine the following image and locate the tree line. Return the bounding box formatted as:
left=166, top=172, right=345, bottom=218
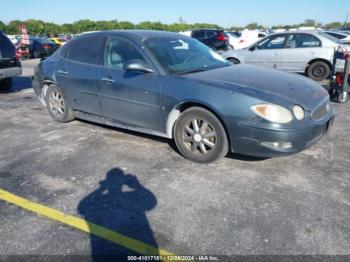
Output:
left=0, top=18, right=348, bottom=35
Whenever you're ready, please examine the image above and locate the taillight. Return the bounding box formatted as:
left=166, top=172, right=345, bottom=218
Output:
left=43, top=44, right=50, bottom=49
left=336, top=73, right=344, bottom=86
left=216, top=33, right=227, bottom=41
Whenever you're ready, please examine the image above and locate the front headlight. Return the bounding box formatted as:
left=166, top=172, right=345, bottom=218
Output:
left=251, top=104, right=293, bottom=124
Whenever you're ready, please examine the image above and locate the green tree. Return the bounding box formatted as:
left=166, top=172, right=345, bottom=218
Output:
left=0, top=21, right=7, bottom=32
left=118, top=21, right=135, bottom=30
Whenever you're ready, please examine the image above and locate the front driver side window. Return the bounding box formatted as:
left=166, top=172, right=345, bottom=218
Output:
left=104, top=38, right=145, bottom=69
left=257, top=35, right=286, bottom=50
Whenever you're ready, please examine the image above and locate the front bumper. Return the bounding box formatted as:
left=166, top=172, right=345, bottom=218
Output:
left=229, top=116, right=334, bottom=158
left=0, top=67, right=22, bottom=80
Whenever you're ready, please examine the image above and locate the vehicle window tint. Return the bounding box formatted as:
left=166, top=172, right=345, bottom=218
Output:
left=206, top=31, right=217, bottom=38
left=67, top=36, right=101, bottom=64
left=0, top=33, right=15, bottom=57
left=257, top=35, right=286, bottom=49
left=60, top=43, right=70, bottom=58
left=292, top=34, right=321, bottom=48
left=192, top=31, right=205, bottom=39
left=103, top=37, right=145, bottom=69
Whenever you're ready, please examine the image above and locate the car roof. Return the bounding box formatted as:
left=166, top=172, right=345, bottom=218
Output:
left=80, top=30, right=188, bottom=42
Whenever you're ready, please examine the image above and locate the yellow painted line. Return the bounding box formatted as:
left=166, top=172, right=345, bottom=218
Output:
left=0, top=189, right=174, bottom=260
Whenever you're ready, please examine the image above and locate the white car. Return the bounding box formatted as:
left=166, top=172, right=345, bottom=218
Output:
left=227, top=30, right=267, bottom=49
left=222, top=31, right=348, bottom=81
left=323, top=31, right=350, bottom=44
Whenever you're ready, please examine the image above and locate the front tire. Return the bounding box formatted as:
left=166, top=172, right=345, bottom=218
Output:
left=0, top=78, right=12, bottom=90
left=306, top=61, right=330, bottom=81
left=46, top=85, right=74, bottom=123
left=174, top=107, right=228, bottom=163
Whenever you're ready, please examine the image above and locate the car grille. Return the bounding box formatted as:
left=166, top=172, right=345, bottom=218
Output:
left=312, top=100, right=330, bottom=121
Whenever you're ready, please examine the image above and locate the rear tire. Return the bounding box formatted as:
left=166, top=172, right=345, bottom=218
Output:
left=46, top=85, right=74, bottom=123
left=174, top=107, right=228, bottom=163
left=306, top=61, right=330, bottom=81
left=0, top=78, right=12, bottom=90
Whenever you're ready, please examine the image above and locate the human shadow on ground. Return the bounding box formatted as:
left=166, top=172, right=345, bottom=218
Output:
left=78, top=168, right=158, bottom=261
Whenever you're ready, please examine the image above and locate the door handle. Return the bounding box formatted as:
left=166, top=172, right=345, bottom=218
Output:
left=57, top=70, right=67, bottom=75
left=102, top=77, right=115, bottom=84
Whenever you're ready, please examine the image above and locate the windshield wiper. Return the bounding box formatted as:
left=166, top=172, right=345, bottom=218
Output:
left=174, top=68, right=208, bottom=75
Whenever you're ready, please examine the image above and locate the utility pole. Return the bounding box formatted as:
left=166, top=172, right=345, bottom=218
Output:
left=344, top=12, right=349, bottom=26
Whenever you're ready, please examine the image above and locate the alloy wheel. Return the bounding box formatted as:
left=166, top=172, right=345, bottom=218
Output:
left=49, top=90, right=65, bottom=118
left=182, top=118, right=217, bottom=155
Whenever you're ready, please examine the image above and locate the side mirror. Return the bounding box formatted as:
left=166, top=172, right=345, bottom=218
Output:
left=123, top=59, right=154, bottom=73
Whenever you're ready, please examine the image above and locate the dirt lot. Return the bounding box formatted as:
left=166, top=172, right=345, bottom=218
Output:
left=0, top=59, right=350, bottom=260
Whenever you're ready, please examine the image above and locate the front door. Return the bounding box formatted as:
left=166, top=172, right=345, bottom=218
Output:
left=245, top=34, right=288, bottom=69
left=98, top=36, right=162, bottom=132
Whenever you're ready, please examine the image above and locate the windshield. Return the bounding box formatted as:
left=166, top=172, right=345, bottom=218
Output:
left=145, top=37, right=230, bottom=75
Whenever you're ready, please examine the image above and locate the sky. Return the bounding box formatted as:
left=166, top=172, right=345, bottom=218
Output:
left=1, top=0, right=349, bottom=27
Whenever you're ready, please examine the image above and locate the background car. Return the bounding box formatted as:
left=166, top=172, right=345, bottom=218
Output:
left=49, top=37, right=67, bottom=48
left=222, top=31, right=348, bottom=81
left=180, top=29, right=229, bottom=51
left=0, top=31, right=22, bottom=89
left=29, top=37, right=57, bottom=58
left=322, top=30, right=350, bottom=44
left=33, top=30, right=333, bottom=163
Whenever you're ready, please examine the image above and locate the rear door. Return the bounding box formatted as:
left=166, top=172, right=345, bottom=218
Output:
left=0, top=32, right=17, bottom=69
left=278, top=33, right=322, bottom=72
left=58, top=35, right=104, bottom=115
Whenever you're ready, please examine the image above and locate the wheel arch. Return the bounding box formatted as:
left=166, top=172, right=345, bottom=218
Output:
left=38, top=79, right=56, bottom=106
left=226, top=57, right=241, bottom=64
left=166, top=101, right=231, bottom=148
left=306, top=58, right=332, bottom=73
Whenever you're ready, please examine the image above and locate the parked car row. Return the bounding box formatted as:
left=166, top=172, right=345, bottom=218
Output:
left=0, top=31, right=22, bottom=89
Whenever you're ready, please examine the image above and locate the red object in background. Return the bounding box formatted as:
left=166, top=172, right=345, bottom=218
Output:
left=43, top=44, right=51, bottom=49
left=335, top=72, right=350, bottom=86
left=216, top=32, right=228, bottom=41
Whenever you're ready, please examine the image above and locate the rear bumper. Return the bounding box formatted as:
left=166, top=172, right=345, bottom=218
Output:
left=0, top=67, right=22, bottom=80
left=229, top=115, right=334, bottom=158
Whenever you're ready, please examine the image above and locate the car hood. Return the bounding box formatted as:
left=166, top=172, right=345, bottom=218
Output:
left=183, top=64, right=329, bottom=111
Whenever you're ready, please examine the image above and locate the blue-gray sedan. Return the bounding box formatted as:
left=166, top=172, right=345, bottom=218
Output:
left=33, top=30, right=334, bottom=163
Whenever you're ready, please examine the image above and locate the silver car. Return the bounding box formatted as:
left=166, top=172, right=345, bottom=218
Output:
left=222, top=31, right=348, bottom=81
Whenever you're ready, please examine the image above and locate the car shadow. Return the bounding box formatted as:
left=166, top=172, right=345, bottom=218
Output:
left=77, top=168, right=159, bottom=261
left=78, top=119, right=269, bottom=163
left=0, top=76, right=32, bottom=94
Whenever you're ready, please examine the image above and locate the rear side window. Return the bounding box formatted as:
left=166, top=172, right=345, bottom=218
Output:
left=291, top=34, right=321, bottom=48
left=192, top=31, right=205, bottom=39
left=0, top=32, right=15, bottom=57
left=206, top=31, right=217, bottom=38
left=67, top=35, right=102, bottom=64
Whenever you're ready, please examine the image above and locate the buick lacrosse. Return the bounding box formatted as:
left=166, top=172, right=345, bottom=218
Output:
left=33, top=30, right=334, bottom=163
